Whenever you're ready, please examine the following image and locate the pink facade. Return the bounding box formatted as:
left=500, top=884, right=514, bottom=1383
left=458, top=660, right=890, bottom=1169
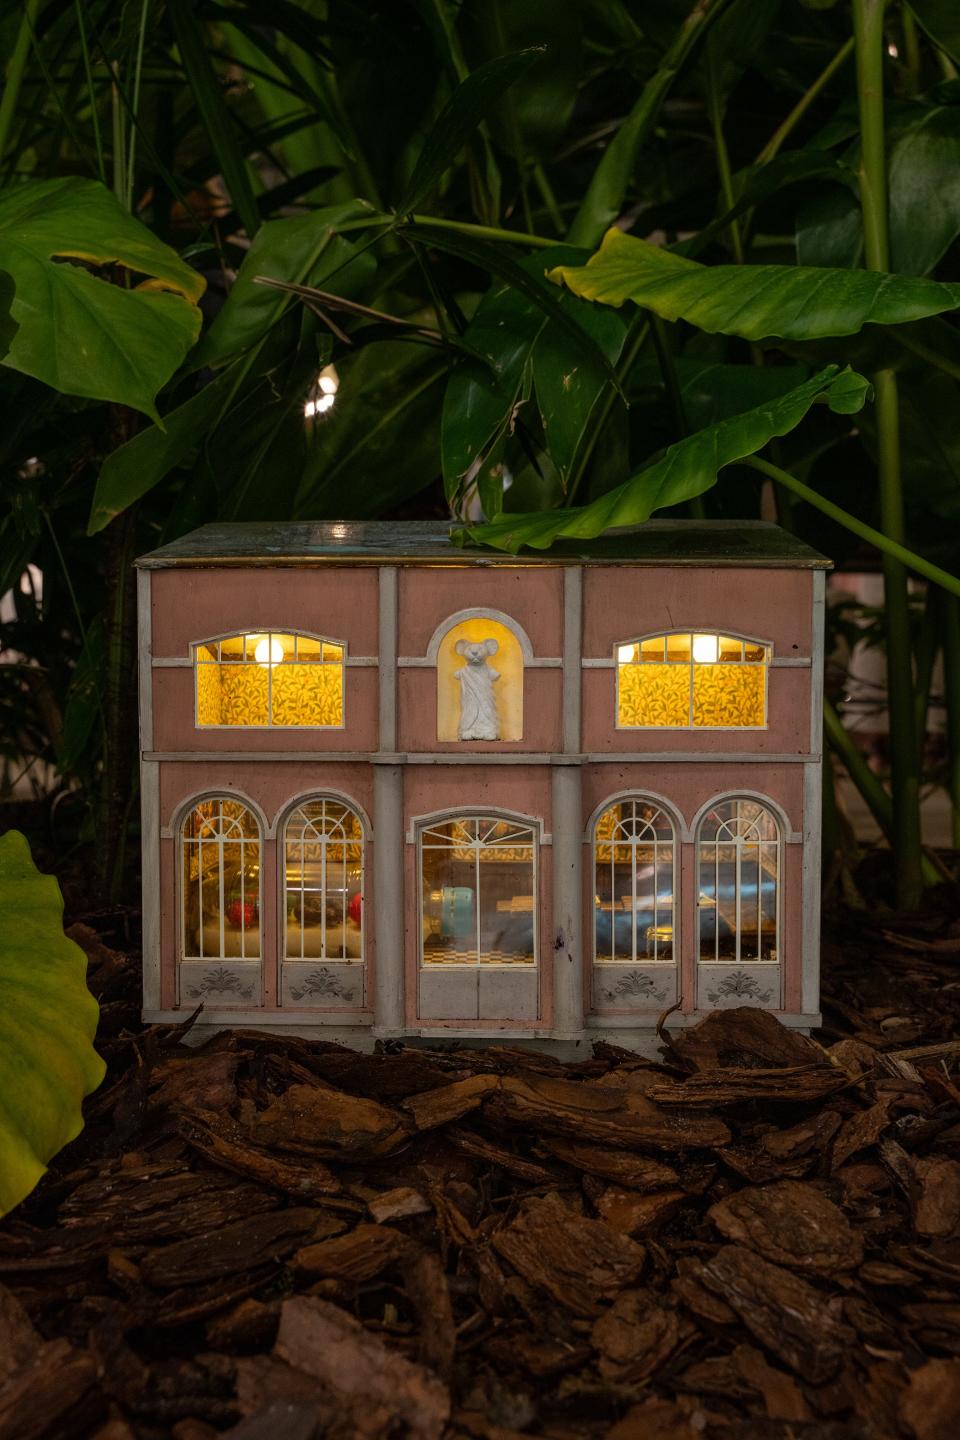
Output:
left=138, top=520, right=827, bottom=1046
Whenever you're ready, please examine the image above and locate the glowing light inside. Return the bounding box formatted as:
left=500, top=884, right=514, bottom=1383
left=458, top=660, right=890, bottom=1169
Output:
left=253, top=635, right=285, bottom=667
left=617, top=643, right=636, bottom=664
left=692, top=633, right=719, bottom=664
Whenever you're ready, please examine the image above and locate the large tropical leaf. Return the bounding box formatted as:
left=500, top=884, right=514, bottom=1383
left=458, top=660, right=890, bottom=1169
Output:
left=0, top=829, right=105, bottom=1216
left=549, top=228, right=960, bottom=340
left=441, top=247, right=627, bottom=501
left=457, top=365, right=869, bottom=553
left=398, top=46, right=544, bottom=214
left=888, top=105, right=960, bottom=277
left=0, top=178, right=205, bottom=421
left=190, top=202, right=377, bottom=370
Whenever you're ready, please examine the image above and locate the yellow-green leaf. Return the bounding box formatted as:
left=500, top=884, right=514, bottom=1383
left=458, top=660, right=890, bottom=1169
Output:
left=0, top=177, right=205, bottom=420
left=548, top=227, right=960, bottom=341
left=0, top=830, right=106, bottom=1216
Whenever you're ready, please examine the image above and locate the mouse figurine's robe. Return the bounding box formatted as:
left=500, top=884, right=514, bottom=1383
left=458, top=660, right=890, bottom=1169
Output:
left=455, top=638, right=500, bottom=740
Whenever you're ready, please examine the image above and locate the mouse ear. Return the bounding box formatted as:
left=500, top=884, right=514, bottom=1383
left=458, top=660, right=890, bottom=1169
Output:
left=483, top=638, right=499, bottom=655
left=454, top=639, right=469, bottom=655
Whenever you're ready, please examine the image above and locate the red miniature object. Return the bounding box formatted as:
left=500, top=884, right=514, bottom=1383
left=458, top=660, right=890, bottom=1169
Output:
left=227, top=899, right=257, bottom=929
left=348, top=892, right=362, bottom=927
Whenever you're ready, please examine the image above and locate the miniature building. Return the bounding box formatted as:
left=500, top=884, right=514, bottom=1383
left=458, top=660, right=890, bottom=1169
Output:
left=136, top=520, right=828, bottom=1050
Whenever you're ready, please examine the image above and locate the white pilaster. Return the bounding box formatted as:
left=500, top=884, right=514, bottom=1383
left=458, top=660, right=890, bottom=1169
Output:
left=372, top=762, right=405, bottom=1033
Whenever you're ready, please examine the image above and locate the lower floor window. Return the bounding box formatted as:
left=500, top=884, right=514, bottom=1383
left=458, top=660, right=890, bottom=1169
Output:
left=284, top=798, right=364, bottom=961
left=593, top=798, right=675, bottom=964
left=420, top=816, right=536, bottom=967
left=181, top=797, right=262, bottom=961
left=697, top=798, right=779, bottom=963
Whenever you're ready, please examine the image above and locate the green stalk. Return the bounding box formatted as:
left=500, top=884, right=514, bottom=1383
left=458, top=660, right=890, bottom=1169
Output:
left=853, top=0, right=923, bottom=906
left=744, top=456, right=960, bottom=600
left=754, top=38, right=855, bottom=166
left=942, top=594, right=960, bottom=848
left=124, top=0, right=151, bottom=212
left=823, top=698, right=943, bottom=886
left=0, top=0, right=43, bottom=167
left=568, top=0, right=732, bottom=247
left=75, top=0, right=106, bottom=186
left=705, top=36, right=744, bottom=263
left=913, top=583, right=939, bottom=754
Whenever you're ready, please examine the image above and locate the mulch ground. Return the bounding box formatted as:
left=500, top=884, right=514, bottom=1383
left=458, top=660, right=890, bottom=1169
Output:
left=3, top=902, right=960, bottom=1440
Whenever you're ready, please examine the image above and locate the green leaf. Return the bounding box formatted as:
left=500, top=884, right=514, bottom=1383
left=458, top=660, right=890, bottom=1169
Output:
left=566, top=0, right=732, bottom=247
left=87, top=364, right=242, bottom=535
left=889, top=106, right=960, bottom=277
left=908, top=0, right=960, bottom=65
left=398, top=47, right=545, bottom=214
left=190, top=203, right=377, bottom=371
left=549, top=228, right=960, bottom=341
left=169, top=0, right=262, bottom=238
left=0, top=830, right=105, bottom=1216
left=0, top=270, right=18, bottom=362
left=457, top=365, right=869, bottom=553
left=0, top=178, right=204, bottom=421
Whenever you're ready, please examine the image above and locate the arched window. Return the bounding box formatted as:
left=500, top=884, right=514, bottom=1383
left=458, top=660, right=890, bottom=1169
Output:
left=420, top=816, right=537, bottom=967
left=593, top=798, right=676, bottom=965
left=180, top=797, right=262, bottom=964
left=194, top=631, right=344, bottom=727
left=283, top=799, right=364, bottom=962
left=617, top=632, right=769, bottom=728
left=697, top=798, right=780, bottom=964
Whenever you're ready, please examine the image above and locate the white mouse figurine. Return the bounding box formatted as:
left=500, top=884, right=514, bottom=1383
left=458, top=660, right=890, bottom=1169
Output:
left=454, top=638, right=500, bottom=740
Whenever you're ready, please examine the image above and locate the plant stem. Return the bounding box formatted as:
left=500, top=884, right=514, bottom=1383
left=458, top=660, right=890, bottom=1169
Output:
left=755, top=37, right=855, bottom=166
left=823, top=698, right=943, bottom=886
left=563, top=318, right=649, bottom=508
left=405, top=214, right=555, bottom=248
left=705, top=37, right=744, bottom=263
left=0, top=0, right=42, bottom=169
left=942, top=593, right=960, bottom=848
left=853, top=0, right=924, bottom=906
left=743, top=455, right=960, bottom=600
left=125, top=0, right=151, bottom=212
left=75, top=0, right=106, bottom=186
left=913, top=583, right=939, bottom=754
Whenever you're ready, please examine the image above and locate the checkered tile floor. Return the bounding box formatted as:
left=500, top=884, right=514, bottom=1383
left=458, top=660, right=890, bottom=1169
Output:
left=422, top=947, right=535, bottom=968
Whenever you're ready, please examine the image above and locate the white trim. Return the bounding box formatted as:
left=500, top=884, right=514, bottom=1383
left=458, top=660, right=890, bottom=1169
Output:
left=688, top=788, right=797, bottom=842
left=373, top=763, right=404, bottom=1032
left=801, top=759, right=823, bottom=1015
left=421, top=608, right=536, bottom=665
left=583, top=788, right=687, bottom=843
left=140, top=761, right=161, bottom=1008
left=399, top=655, right=560, bottom=668
left=274, top=788, right=373, bottom=840
left=582, top=656, right=811, bottom=669
left=146, top=749, right=815, bottom=766
left=810, top=570, right=826, bottom=757
left=137, top=570, right=153, bottom=751
left=154, top=655, right=378, bottom=668
left=167, top=787, right=275, bottom=839
left=406, top=805, right=551, bottom=845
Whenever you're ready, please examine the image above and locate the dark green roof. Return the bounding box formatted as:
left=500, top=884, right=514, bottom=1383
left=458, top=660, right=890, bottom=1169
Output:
left=136, top=519, right=831, bottom=569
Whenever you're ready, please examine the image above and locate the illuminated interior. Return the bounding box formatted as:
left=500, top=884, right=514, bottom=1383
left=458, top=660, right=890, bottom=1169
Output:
left=436, top=617, right=523, bottom=742
left=698, top=798, right=779, bottom=962
left=195, top=632, right=344, bottom=727
left=181, top=797, right=261, bottom=960
left=420, top=817, right=536, bottom=966
left=617, top=633, right=768, bottom=728
left=593, top=798, right=675, bottom=963
left=284, top=799, right=364, bottom=960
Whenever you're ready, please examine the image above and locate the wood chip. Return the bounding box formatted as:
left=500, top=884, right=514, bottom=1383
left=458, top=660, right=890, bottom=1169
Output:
left=493, top=1193, right=646, bottom=1316
left=708, top=1180, right=863, bottom=1274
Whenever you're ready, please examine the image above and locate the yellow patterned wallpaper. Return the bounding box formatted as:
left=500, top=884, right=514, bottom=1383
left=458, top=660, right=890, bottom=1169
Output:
left=195, top=636, right=343, bottom=727
left=618, top=637, right=767, bottom=728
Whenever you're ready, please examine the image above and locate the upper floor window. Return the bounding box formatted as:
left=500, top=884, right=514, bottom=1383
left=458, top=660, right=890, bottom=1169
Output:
left=617, top=632, right=769, bottom=729
left=194, top=631, right=344, bottom=728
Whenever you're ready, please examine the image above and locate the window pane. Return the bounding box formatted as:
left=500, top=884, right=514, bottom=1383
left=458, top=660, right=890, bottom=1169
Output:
left=478, top=846, right=534, bottom=965
left=619, top=664, right=689, bottom=726
left=693, top=663, right=765, bottom=727
left=284, top=801, right=363, bottom=961
left=195, top=632, right=344, bottom=727
left=698, top=800, right=780, bottom=964
left=618, top=633, right=769, bottom=728
left=594, top=802, right=675, bottom=966
left=181, top=799, right=261, bottom=960
left=420, top=816, right=536, bottom=967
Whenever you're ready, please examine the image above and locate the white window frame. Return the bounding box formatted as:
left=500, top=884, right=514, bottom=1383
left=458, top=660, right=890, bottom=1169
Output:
left=193, top=629, right=347, bottom=730
left=179, top=794, right=264, bottom=963
left=592, top=796, right=678, bottom=966
left=696, top=796, right=781, bottom=964
left=281, top=796, right=365, bottom=965
left=615, top=629, right=771, bottom=731
left=417, top=812, right=539, bottom=971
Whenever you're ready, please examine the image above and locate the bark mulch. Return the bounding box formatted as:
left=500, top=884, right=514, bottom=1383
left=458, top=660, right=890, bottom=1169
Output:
left=3, top=908, right=960, bottom=1440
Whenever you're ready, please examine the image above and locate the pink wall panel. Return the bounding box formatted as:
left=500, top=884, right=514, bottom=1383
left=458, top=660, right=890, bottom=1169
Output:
left=582, top=566, right=813, bottom=657
left=580, top=761, right=803, bottom=835
left=582, top=667, right=812, bottom=754
left=398, top=567, right=564, bottom=656
left=151, top=666, right=378, bottom=753
left=397, top=668, right=563, bottom=753
left=151, top=567, right=379, bottom=657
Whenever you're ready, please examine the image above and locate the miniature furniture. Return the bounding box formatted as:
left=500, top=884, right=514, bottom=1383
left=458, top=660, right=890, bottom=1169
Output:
left=136, top=520, right=828, bottom=1049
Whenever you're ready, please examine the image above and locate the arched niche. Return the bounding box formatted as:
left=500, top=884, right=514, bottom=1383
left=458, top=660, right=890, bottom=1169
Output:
left=436, top=616, right=524, bottom=742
